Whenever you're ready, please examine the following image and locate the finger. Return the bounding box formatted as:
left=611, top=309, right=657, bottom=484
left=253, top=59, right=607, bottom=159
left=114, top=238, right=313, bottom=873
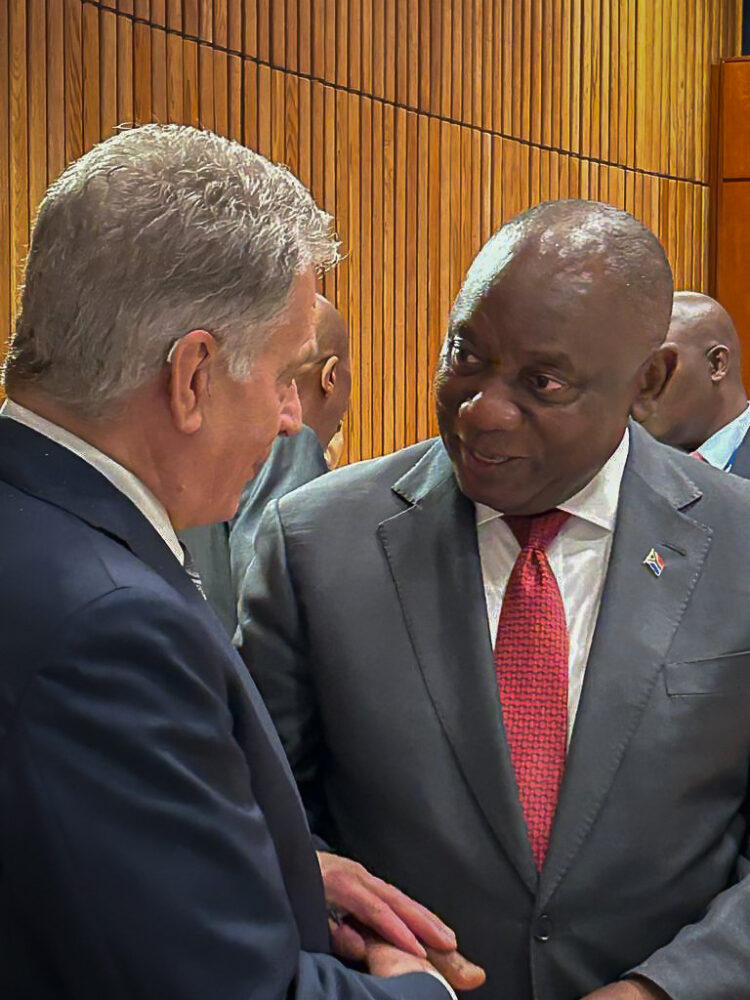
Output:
left=339, top=886, right=428, bottom=958
left=365, top=940, right=433, bottom=979
left=329, top=919, right=367, bottom=963
left=369, top=879, right=457, bottom=951
left=425, top=947, right=487, bottom=992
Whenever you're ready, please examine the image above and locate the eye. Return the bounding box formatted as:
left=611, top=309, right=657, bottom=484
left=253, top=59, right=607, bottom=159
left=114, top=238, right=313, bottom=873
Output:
left=529, top=373, right=566, bottom=393
left=447, top=340, right=484, bottom=371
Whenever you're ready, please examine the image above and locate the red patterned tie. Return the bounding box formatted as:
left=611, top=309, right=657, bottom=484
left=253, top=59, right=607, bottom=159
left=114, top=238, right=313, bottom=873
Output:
left=494, top=509, right=571, bottom=870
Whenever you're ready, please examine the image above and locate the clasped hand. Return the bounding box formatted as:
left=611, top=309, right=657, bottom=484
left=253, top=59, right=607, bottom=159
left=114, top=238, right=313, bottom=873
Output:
left=317, top=851, right=486, bottom=990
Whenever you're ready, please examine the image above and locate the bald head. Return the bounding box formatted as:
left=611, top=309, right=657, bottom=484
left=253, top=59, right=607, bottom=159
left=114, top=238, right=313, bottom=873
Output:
left=312, top=294, right=350, bottom=364
left=453, top=199, right=674, bottom=353
left=668, top=292, right=740, bottom=357
left=294, top=294, right=352, bottom=448
left=641, top=292, right=747, bottom=451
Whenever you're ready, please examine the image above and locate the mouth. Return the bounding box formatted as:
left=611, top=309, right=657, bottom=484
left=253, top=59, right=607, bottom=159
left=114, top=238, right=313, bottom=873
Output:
left=459, top=440, right=522, bottom=469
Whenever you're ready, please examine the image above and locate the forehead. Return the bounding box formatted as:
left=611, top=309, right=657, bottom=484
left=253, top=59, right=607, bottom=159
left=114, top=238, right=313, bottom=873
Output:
left=262, top=270, right=318, bottom=363
left=450, top=255, right=624, bottom=362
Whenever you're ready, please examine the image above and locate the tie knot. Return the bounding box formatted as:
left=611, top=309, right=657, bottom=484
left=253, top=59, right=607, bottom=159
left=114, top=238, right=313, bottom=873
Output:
left=504, top=509, right=571, bottom=551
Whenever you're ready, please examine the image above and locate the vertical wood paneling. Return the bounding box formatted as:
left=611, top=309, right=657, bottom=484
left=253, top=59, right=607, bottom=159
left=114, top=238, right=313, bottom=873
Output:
left=9, top=0, right=28, bottom=316
left=1, top=0, right=742, bottom=448
left=0, top=0, right=10, bottom=359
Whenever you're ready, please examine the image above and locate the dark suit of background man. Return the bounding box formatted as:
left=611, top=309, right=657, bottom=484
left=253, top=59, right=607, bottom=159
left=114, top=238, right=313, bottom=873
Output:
left=0, top=123, right=483, bottom=998
left=241, top=199, right=750, bottom=1000
left=642, top=291, right=750, bottom=477
left=180, top=294, right=350, bottom=636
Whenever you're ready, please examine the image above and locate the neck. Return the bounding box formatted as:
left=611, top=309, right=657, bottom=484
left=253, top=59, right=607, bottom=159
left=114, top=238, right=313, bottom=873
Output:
left=9, top=385, right=182, bottom=521
left=705, top=391, right=748, bottom=443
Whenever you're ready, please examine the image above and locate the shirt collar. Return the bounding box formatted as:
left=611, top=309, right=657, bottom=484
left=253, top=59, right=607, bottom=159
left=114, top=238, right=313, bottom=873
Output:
left=1, top=399, right=184, bottom=564
left=475, top=428, right=630, bottom=533
left=697, top=402, right=750, bottom=471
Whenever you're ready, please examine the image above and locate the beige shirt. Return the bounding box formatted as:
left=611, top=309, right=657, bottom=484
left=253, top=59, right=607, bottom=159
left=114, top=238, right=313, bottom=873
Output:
left=476, top=430, right=630, bottom=744
left=0, top=399, right=184, bottom=565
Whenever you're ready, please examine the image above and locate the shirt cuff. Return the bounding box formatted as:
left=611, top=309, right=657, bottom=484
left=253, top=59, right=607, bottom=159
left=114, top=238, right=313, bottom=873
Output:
left=424, top=969, right=458, bottom=1000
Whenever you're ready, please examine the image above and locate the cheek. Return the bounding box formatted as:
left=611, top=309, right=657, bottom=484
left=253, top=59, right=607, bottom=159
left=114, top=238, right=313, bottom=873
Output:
left=435, top=374, right=468, bottom=416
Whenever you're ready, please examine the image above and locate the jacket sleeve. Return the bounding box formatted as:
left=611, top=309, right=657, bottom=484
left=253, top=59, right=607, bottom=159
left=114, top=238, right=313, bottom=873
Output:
left=627, top=848, right=750, bottom=1000
left=1, top=586, right=444, bottom=1000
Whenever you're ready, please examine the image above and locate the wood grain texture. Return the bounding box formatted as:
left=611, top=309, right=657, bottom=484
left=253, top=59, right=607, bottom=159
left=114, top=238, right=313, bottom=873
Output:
left=712, top=57, right=750, bottom=393
left=0, top=0, right=742, bottom=450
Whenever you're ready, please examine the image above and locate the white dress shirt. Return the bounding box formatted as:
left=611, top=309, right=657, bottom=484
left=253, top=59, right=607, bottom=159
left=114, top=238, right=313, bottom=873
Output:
left=0, top=399, right=184, bottom=565
left=476, top=430, right=630, bottom=745
left=696, top=401, right=750, bottom=471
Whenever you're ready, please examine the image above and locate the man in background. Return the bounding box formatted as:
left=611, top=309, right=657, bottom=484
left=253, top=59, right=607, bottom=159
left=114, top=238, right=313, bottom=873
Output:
left=241, top=199, right=750, bottom=999
left=179, top=293, right=351, bottom=635
left=641, top=291, right=750, bottom=476
left=0, top=123, right=480, bottom=999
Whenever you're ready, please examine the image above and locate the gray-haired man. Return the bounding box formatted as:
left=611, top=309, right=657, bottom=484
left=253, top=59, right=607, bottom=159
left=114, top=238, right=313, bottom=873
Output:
left=0, top=124, right=481, bottom=999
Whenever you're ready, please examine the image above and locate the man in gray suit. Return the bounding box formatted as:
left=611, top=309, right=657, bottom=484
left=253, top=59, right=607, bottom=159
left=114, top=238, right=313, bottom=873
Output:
left=240, top=200, right=750, bottom=999
left=180, top=295, right=350, bottom=635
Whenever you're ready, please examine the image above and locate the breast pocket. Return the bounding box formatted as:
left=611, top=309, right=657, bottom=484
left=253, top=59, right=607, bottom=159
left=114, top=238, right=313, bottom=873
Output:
left=664, top=650, right=750, bottom=696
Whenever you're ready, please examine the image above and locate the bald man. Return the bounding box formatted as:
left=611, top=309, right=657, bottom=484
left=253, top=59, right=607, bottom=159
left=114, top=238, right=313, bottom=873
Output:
left=180, top=295, right=351, bottom=634
left=240, top=200, right=750, bottom=1000
left=642, top=292, right=750, bottom=474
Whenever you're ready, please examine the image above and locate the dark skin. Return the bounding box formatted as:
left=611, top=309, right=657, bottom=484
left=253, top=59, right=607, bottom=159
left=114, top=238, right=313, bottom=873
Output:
left=296, top=294, right=352, bottom=452
left=641, top=292, right=747, bottom=453
left=434, top=203, right=674, bottom=1000
left=435, top=247, right=676, bottom=518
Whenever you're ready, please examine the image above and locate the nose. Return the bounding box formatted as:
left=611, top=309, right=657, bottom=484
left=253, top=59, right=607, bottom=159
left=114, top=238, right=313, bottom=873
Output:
left=278, top=380, right=303, bottom=436
left=458, top=384, right=522, bottom=433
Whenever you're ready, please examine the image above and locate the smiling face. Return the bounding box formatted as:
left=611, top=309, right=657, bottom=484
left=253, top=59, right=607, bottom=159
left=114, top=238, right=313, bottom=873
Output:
left=435, top=214, right=673, bottom=515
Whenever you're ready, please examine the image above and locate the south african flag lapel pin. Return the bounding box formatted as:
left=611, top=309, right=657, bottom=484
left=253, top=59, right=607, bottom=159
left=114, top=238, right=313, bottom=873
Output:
left=643, top=547, right=666, bottom=577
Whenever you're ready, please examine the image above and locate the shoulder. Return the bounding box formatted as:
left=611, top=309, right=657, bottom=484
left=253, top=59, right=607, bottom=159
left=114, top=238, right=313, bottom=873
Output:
left=628, top=427, right=750, bottom=540
left=0, top=485, right=227, bottom=714
left=276, top=438, right=441, bottom=524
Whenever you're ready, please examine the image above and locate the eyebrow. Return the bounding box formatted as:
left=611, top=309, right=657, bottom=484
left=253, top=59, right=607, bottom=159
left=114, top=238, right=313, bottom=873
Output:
left=452, top=330, right=575, bottom=370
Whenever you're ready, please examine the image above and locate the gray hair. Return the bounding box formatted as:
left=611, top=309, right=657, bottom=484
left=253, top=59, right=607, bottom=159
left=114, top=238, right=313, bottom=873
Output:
left=4, top=124, right=339, bottom=415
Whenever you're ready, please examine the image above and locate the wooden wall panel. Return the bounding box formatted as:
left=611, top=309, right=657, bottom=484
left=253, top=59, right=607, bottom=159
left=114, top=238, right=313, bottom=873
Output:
left=0, top=0, right=742, bottom=457
left=712, top=57, right=750, bottom=391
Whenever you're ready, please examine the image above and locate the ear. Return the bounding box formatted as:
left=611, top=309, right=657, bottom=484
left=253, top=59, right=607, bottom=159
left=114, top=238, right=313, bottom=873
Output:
left=707, top=344, right=729, bottom=383
left=631, top=345, right=678, bottom=423
left=167, top=329, right=220, bottom=435
left=320, top=355, right=339, bottom=396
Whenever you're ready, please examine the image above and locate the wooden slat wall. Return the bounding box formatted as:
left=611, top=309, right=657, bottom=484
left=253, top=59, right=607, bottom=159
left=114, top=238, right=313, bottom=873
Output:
left=1, top=0, right=743, bottom=459
left=712, top=57, right=750, bottom=391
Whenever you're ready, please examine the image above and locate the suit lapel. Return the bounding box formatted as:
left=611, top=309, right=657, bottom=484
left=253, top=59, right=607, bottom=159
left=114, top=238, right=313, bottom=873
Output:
left=0, top=417, right=304, bottom=779
left=538, top=426, right=712, bottom=906
left=379, top=442, right=539, bottom=893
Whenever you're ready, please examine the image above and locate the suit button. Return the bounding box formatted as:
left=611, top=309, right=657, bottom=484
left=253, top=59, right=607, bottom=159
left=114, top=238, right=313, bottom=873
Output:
left=533, top=914, right=552, bottom=942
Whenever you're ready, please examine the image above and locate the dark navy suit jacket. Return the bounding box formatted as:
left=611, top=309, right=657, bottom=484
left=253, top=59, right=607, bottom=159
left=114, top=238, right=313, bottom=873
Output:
left=0, top=417, right=442, bottom=1000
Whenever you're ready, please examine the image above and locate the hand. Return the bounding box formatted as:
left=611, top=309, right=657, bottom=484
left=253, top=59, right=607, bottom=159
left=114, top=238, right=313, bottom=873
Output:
left=317, top=852, right=457, bottom=960
left=582, top=977, right=671, bottom=1000
left=366, top=937, right=486, bottom=991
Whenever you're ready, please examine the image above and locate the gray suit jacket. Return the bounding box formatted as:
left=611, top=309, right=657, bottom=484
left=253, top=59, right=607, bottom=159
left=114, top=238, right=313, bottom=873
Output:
left=240, top=423, right=750, bottom=1000
left=180, top=427, right=328, bottom=637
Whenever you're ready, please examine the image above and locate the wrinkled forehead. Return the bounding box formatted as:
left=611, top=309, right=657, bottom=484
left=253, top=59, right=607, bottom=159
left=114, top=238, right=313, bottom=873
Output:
left=451, top=230, right=615, bottom=337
